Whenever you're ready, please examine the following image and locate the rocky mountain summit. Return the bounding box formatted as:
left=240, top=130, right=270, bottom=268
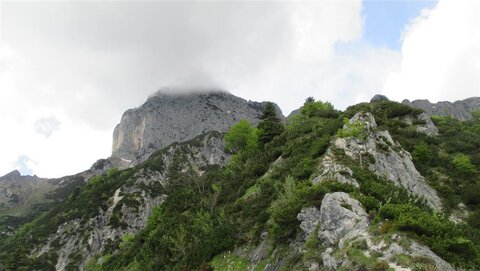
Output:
left=402, top=96, right=480, bottom=120
left=111, top=90, right=283, bottom=165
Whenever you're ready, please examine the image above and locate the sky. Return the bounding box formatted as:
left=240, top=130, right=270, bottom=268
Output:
left=0, top=0, right=479, bottom=178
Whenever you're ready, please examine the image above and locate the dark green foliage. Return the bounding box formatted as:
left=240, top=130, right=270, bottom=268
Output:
left=272, top=99, right=342, bottom=181
left=412, top=142, right=431, bottom=162
left=468, top=209, right=480, bottom=228
left=257, top=102, right=284, bottom=146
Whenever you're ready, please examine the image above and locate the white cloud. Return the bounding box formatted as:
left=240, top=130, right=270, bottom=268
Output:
left=0, top=1, right=402, bottom=177
left=383, top=0, right=480, bottom=102
left=34, top=116, right=61, bottom=138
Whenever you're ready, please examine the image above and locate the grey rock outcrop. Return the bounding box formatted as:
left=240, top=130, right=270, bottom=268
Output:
left=297, top=191, right=453, bottom=270
left=297, top=207, right=322, bottom=237
left=416, top=112, right=439, bottom=136
left=112, top=90, right=283, bottom=165
left=400, top=112, right=439, bottom=136
left=313, top=151, right=359, bottom=187
left=334, top=112, right=442, bottom=211
left=402, top=97, right=480, bottom=121
left=317, top=192, right=368, bottom=246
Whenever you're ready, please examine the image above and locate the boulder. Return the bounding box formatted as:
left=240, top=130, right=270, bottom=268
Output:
left=317, top=192, right=368, bottom=245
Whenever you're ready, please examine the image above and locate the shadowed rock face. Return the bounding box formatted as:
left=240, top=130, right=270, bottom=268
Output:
left=402, top=97, right=480, bottom=121
left=111, top=90, right=283, bottom=165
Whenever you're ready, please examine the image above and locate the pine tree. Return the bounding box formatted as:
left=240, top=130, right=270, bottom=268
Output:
left=257, top=102, right=284, bottom=146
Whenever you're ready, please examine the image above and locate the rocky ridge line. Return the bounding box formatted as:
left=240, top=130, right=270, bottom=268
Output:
left=402, top=97, right=480, bottom=121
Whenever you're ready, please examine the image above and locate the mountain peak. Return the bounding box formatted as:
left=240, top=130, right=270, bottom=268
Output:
left=1, top=170, right=21, bottom=179
left=111, top=91, right=283, bottom=165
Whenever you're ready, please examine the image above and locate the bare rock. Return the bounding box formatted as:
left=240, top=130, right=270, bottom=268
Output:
left=402, top=112, right=439, bottom=136
left=318, top=192, right=368, bottom=245
left=402, top=97, right=480, bottom=121
left=313, top=150, right=359, bottom=187
left=321, top=248, right=340, bottom=270
left=297, top=207, right=321, bottom=237
left=334, top=112, right=442, bottom=211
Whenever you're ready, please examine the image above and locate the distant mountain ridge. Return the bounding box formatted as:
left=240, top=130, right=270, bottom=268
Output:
left=111, top=90, right=283, bottom=165
left=402, top=97, right=480, bottom=120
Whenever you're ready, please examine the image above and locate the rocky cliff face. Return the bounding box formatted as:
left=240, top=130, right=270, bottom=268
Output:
left=402, top=97, right=480, bottom=120
left=112, top=90, right=283, bottom=165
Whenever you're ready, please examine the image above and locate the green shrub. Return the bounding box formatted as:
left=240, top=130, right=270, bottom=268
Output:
left=452, top=154, right=476, bottom=175
left=224, top=120, right=258, bottom=153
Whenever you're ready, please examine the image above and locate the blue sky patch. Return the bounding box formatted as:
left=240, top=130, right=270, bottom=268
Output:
left=15, top=155, right=34, bottom=176
left=362, top=0, right=437, bottom=49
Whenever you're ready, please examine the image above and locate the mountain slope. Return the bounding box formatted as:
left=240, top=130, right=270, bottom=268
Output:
left=1, top=96, right=479, bottom=271
left=0, top=131, right=228, bottom=270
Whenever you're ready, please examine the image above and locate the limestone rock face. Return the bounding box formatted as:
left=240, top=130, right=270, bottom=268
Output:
left=415, top=112, right=439, bottom=136
left=112, top=90, right=283, bottom=164
left=401, top=112, right=439, bottom=136
left=402, top=97, right=480, bottom=121
left=317, top=192, right=368, bottom=245
left=334, top=112, right=442, bottom=211
left=297, top=207, right=322, bottom=237
left=313, top=151, right=359, bottom=187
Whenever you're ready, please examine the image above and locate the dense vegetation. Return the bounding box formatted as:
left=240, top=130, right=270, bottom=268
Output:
left=0, top=99, right=479, bottom=270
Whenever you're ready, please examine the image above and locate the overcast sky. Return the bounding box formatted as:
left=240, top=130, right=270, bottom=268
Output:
left=0, top=0, right=479, bottom=178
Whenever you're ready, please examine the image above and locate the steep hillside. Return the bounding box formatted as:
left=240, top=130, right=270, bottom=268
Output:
left=1, top=97, right=479, bottom=271
left=0, top=131, right=228, bottom=270
left=0, top=165, right=110, bottom=239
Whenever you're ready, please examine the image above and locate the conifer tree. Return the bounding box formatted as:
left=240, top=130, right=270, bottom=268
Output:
left=258, top=102, right=284, bottom=146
